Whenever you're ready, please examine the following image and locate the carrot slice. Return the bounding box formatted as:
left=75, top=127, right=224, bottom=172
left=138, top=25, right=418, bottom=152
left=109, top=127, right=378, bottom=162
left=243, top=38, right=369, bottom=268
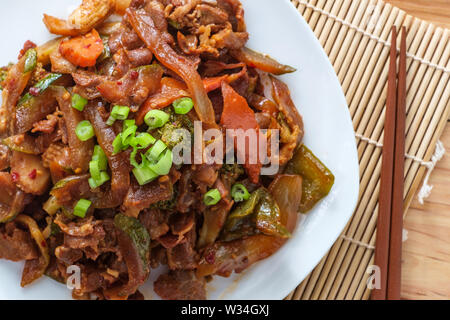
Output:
left=220, top=82, right=261, bottom=183
left=59, top=29, right=103, bottom=67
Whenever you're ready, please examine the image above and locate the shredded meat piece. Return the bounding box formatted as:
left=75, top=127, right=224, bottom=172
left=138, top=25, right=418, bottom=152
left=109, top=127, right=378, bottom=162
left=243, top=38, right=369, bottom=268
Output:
left=139, top=208, right=169, bottom=240
left=31, top=111, right=61, bottom=134
left=166, top=228, right=197, bottom=270
left=0, top=222, right=38, bottom=261
left=154, top=270, right=206, bottom=300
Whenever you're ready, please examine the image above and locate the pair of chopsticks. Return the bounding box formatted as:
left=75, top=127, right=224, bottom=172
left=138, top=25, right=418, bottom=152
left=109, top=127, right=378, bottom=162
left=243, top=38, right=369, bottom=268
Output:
left=371, top=26, right=407, bottom=300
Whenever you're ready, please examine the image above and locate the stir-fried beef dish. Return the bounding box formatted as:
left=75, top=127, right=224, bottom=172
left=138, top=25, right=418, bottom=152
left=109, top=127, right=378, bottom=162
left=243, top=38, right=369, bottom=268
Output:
left=0, top=0, right=334, bottom=300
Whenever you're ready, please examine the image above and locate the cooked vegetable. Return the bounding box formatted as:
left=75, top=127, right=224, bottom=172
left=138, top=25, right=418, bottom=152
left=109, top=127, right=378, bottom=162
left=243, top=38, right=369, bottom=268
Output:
left=230, top=47, right=296, bottom=75
left=173, top=97, right=194, bottom=115
left=3, top=133, right=43, bottom=155
left=221, top=82, right=261, bottom=184
left=285, top=145, right=334, bottom=212
left=15, top=90, right=57, bottom=134
left=1, top=54, right=33, bottom=135
left=75, top=120, right=95, bottom=141
left=231, top=183, right=250, bottom=202
left=107, top=105, right=130, bottom=125
left=88, top=171, right=110, bottom=189
left=144, top=110, right=169, bottom=130
left=23, top=49, right=37, bottom=73
left=204, top=189, right=221, bottom=206
left=36, top=38, right=62, bottom=65
left=43, top=0, right=114, bottom=36
left=18, top=73, right=62, bottom=106
left=149, top=149, right=173, bottom=175
left=71, top=93, right=88, bottom=111
left=15, top=214, right=50, bottom=287
left=59, top=29, right=104, bottom=67
left=73, top=199, right=92, bottom=218
left=10, top=151, right=50, bottom=195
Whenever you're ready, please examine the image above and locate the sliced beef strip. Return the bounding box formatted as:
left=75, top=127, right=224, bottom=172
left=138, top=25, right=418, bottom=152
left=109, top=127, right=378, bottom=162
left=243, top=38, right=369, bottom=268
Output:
left=154, top=269, right=206, bottom=300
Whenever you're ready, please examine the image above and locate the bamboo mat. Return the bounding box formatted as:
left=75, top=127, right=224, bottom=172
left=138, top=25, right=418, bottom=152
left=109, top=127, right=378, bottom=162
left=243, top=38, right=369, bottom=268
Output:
left=286, top=0, right=450, bottom=300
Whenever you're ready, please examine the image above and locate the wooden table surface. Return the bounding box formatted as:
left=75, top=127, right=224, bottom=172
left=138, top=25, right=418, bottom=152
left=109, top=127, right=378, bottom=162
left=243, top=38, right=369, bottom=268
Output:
left=384, top=0, right=450, bottom=300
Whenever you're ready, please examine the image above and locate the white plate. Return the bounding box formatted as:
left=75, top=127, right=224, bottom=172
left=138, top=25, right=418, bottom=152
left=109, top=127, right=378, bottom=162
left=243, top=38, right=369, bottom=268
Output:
left=0, top=0, right=359, bottom=300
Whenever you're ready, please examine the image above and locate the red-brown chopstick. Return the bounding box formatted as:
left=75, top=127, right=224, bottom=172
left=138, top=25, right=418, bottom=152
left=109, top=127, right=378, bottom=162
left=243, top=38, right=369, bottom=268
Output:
left=371, top=26, right=397, bottom=300
left=387, top=26, right=407, bottom=300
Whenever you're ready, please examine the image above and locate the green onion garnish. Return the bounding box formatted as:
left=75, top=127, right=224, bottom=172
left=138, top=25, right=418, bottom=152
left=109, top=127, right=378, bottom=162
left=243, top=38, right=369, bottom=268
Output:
left=92, top=145, right=108, bottom=171
left=106, top=105, right=130, bottom=125
left=132, top=163, right=158, bottom=186
left=71, top=93, right=88, bottom=111
left=88, top=171, right=110, bottom=189
left=131, top=132, right=155, bottom=149
left=112, top=134, right=123, bottom=154
left=24, top=49, right=37, bottom=73
left=111, top=105, right=130, bottom=120
left=89, top=160, right=102, bottom=181
left=173, top=97, right=194, bottom=114
left=123, top=119, right=136, bottom=131
left=144, top=110, right=170, bottom=130
left=149, top=149, right=173, bottom=175
left=203, top=189, right=221, bottom=206
left=145, top=140, right=167, bottom=162
left=121, top=124, right=138, bottom=146
left=75, top=120, right=95, bottom=141
left=73, top=199, right=92, bottom=218
left=231, top=183, right=250, bottom=202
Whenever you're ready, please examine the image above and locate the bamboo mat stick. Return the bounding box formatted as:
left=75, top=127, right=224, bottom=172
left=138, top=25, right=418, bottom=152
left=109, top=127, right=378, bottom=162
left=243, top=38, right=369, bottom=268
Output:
left=323, top=0, right=354, bottom=56
left=335, top=0, right=375, bottom=79
left=317, top=0, right=344, bottom=45
left=315, top=0, right=337, bottom=44
left=329, top=0, right=369, bottom=68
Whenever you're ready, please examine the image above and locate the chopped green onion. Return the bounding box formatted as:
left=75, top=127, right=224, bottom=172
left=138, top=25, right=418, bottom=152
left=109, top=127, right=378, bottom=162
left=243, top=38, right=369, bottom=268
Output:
left=106, top=116, right=116, bottom=126
left=71, top=93, right=88, bottom=111
left=145, top=140, right=167, bottom=162
left=131, top=132, right=155, bottom=149
left=18, top=73, right=62, bottom=106
left=24, top=49, right=37, bottom=73
left=92, top=145, right=108, bottom=171
left=203, top=189, right=221, bottom=206
left=112, top=134, right=123, bottom=154
left=88, top=171, right=110, bottom=189
left=89, top=160, right=102, bottom=181
left=111, top=105, right=130, bottom=120
left=130, top=147, right=141, bottom=168
left=33, top=73, right=62, bottom=93
left=73, top=199, right=91, bottom=218
left=231, top=183, right=250, bottom=202
left=123, top=119, right=136, bottom=131
left=144, top=110, right=169, bottom=130
left=121, top=124, right=138, bottom=146
left=75, top=120, right=95, bottom=141
left=132, top=164, right=158, bottom=186
left=173, top=97, right=194, bottom=114
left=149, top=149, right=173, bottom=175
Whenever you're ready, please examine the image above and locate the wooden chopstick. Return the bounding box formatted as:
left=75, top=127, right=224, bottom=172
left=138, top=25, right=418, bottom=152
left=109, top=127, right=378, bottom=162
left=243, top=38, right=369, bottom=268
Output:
left=387, top=26, right=407, bottom=300
left=371, top=26, right=398, bottom=301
